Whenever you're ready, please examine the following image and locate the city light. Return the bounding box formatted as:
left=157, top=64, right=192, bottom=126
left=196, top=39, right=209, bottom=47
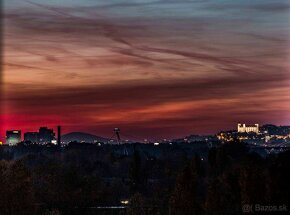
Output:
left=120, top=200, right=129, bottom=205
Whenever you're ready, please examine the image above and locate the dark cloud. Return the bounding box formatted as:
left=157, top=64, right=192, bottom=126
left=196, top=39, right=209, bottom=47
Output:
left=252, top=2, right=290, bottom=12
left=205, top=1, right=290, bottom=13
left=6, top=72, right=288, bottom=111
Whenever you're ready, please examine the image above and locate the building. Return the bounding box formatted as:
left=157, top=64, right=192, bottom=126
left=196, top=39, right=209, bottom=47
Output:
left=57, top=125, right=61, bottom=146
left=24, top=132, right=39, bottom=143
left=6, top=130, right=21, bottom=145
left=238, top=123, right=259, bottom=134
left=39, top=127, right=55, bottom=144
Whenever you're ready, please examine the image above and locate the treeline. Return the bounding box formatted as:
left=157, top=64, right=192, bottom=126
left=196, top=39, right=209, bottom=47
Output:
left=170, top=143, right=290, bottom=215
left=0, top=142, right=289, bottom=215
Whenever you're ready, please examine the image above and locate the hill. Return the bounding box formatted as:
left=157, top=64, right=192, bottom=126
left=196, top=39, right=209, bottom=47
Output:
left=61, top=132, right=110, bottom=143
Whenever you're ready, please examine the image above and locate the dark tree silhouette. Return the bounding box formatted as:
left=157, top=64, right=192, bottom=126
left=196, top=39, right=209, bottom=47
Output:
left=130, top=150, right=143, bottom=192
left=0, top=160, right=35, bottom=215
left=126, top=193, right=147, bottom=215
left=170, top=157, right=204, bottom=215
left=239, top=153, right=267, bottom=205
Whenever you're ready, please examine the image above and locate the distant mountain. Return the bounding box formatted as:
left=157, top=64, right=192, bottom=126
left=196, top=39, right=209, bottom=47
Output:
left=61, top=132, right=110, bottom=143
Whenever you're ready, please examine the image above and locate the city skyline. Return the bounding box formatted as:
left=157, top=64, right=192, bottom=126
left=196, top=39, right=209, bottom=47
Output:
left=1, top=0, right=290, bottom=142
left=2, top=123, right=290, bottom=145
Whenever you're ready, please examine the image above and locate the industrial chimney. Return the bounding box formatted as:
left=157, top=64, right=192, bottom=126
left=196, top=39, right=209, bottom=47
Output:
left=57, top=125, right=61, bottom=146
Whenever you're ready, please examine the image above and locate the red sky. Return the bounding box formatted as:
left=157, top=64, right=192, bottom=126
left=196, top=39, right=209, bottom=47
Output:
left=1, top=0, right=290, bottom=142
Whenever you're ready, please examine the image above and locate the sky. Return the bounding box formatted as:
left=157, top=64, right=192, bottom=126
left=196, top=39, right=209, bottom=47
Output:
left=1, top=0, right=290, bottom=141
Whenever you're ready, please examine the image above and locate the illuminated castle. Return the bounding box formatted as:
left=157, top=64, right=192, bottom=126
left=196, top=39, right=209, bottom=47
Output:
left=237, top=123, right=259, bottom=134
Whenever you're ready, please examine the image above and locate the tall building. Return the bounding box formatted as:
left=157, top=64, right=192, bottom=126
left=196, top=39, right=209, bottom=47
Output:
left=57, top=125, right=61, bottom=146
left=24, top=132, right=39, bottom=143
left=6, top=130, right=21, bottom=145
left=39, top=127, right=55, bottom=144
left=238, top=123, right=259, bottom=134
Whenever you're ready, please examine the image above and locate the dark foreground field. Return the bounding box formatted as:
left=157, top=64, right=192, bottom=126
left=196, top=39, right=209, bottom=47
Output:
left=0, top=142, right=289, bottom=215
